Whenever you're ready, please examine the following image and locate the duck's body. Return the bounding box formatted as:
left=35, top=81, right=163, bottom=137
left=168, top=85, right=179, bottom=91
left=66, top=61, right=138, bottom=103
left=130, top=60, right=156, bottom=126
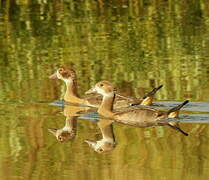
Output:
left=49, top=66, right=163, bottom=108
left=114, top=108, right=166, bottom=127
left=86, top=81, right=189, bottom=136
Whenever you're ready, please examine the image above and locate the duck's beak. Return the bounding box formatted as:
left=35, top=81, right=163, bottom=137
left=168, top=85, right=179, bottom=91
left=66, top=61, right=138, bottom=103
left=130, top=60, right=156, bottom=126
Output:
left=85, top=87, right=97, bottom=94
left=49, top=72, right=58, bottom=79
left=48, top=128, right=57, bottom=136
left=84, top=140, right=96, bottom=148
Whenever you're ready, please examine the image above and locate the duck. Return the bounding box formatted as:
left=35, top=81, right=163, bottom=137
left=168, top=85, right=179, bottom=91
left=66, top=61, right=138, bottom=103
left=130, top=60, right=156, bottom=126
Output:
left=85, top=118, right=116, bottom=153
left=85, top=80, right=189, bottom=136
left=49, top=66, right=163, bottom=108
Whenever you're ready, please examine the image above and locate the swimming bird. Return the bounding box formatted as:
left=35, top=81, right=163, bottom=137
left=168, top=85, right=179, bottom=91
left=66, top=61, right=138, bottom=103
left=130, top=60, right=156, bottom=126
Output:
left=85, top=81, right=189, bottom=136
left=49, top=66, right=163, bottom=108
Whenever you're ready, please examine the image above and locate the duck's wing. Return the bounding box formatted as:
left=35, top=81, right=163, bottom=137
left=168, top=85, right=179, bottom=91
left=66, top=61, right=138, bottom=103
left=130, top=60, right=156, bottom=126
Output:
left=129, top=85, right=163, bottom=106
left=85, top=93, right=136, bottom=108
left=113, top=94, right=137, bottom=108
left=113, top=107, right=166, bottom=127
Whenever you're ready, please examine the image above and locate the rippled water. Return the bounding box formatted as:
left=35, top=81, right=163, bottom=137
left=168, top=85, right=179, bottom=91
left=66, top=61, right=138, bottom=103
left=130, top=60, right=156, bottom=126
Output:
left=0, top=0, right=209, bottom=180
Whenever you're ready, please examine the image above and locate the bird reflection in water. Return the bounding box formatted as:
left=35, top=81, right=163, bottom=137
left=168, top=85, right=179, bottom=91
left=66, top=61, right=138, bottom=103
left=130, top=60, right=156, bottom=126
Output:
left=85, top=118, right=116, bottom=154
left=48, top=101, right=96, bottom=142
left=84, top=116, right=188, bottom=154
left=48, top=116, right=77, bottom=143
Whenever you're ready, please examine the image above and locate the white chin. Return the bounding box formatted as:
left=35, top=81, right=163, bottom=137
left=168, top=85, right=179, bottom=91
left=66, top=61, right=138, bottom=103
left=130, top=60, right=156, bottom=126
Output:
left=96, top=88, right=114, bottom=97
left=103, top=92, right=114, bottom=97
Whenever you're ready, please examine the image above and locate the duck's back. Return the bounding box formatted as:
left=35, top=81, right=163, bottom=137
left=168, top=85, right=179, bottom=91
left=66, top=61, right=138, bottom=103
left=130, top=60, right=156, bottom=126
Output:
left=86, top=94, right=132, bottom=108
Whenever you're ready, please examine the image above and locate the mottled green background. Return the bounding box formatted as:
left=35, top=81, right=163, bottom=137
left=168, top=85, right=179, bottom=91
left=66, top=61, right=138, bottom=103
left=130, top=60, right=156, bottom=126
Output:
left=0, top=0, right=209, bottom=180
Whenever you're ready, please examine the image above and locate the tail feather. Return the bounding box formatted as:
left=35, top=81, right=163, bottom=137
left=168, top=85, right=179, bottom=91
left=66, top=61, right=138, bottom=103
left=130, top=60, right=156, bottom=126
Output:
left=167, top=100, right=189, bottom=114
left=130, top=85, right=163, bottom=106
left=142, top=85, right=163, bottom=99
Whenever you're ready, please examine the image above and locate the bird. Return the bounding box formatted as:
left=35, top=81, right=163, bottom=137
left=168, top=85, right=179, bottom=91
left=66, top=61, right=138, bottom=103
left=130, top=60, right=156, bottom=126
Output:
left=85, top=80, right=189, bottom=136
left=49, top=66, right=163, bottom=108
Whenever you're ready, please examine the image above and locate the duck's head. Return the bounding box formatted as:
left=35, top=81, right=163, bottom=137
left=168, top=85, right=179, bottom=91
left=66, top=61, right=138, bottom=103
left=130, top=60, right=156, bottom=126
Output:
left=48, top=128, right=76, bottom=142
left=85, top=81, right=115, bottom=97
left=49, top=66, right=76, bottom=83
left=85, top=139, right=115, bottom=154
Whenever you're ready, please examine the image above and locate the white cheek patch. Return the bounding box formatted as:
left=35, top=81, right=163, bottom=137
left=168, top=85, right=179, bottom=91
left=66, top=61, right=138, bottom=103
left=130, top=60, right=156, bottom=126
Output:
left=103, top=92, right=114, bottom=97
left=56, top=71, right=62, bottom=79
left=95, top=86, right=103, bottom=94
left=96, top=86, right=114, bottom=97
left=56, top=71, right=73, bottom=84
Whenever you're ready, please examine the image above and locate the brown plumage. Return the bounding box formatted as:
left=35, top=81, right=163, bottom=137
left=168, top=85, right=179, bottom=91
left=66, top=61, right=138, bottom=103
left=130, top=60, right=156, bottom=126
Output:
left=85, top=81, right=189, bottom=136
left=49, top=66, right=163, bottom=108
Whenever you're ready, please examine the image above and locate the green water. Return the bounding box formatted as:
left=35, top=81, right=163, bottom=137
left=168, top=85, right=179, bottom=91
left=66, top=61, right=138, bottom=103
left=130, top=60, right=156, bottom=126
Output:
left=0, top=0, right=209, bottom=179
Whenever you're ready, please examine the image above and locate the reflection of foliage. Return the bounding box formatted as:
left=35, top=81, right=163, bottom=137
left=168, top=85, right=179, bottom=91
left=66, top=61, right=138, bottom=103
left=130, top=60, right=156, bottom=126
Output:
left=0, top=0, right=208, bottom=101
left=0, top=1, right=209, bottom=178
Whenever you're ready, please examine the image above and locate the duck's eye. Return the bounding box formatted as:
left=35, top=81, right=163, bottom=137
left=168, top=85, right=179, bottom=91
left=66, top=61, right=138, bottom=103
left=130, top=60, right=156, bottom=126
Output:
left=100, top=84, right=104, bottom=87
left=58, top=68, right=64, bottom=73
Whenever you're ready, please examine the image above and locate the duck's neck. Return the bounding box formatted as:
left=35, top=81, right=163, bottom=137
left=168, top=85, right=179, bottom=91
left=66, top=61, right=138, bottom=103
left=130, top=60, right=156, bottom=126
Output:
left=98, top=94, right=115, bottom=118
left=64, top=80, right=85, bottom=104
left=63, top=116, right=77, bottom=132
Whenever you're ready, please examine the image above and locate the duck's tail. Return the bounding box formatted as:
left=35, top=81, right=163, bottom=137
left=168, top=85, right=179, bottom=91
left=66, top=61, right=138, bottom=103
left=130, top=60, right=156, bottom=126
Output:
left=130, top=85, right=163, bottom=106
left=167, top=100, right=189, bottom=115
left=142, top=85, right=163, bottom=100
left=166, top=100, right=189, bottom=136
